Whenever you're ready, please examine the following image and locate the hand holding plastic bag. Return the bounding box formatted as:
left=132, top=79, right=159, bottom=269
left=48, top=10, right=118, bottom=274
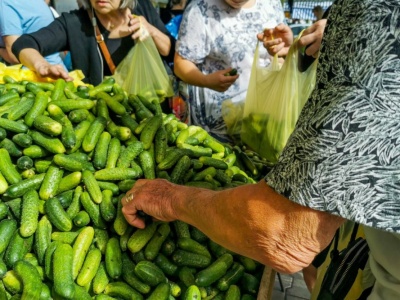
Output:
left=241, top=32, right=318, bottom=163
left=114, top=17, right=174, bottom=101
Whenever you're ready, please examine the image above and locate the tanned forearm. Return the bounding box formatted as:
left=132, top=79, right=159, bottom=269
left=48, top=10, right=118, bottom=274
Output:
left=17, top=48, right=48, bottom=72
left=172, top=180, right=344, bottom=273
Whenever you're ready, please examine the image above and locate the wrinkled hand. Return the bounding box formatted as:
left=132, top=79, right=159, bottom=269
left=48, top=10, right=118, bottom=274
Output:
left=129, top=15, right=151, bottom=41
left=297, top=19, right=327, bottom=57
left=258, top=23, right=293, bottom=57
left=121, top=179, right=180, bottom=229
left=206, top=69, right=239, bottom=92
left=34, top=61, right=72, bottom=81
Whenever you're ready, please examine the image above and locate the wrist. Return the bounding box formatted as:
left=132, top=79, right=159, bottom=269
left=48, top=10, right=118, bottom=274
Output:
left=33, top=60, right=49, bottom=72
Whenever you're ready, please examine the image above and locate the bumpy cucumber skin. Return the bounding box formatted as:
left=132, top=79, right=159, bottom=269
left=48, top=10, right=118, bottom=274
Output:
left=53, top=243, right=75, bottom=299
left=20, top=189, right=40, bottom=237
left=14, top=260, right=42, bottom=300
left=44, top=196, right=72, bottom=232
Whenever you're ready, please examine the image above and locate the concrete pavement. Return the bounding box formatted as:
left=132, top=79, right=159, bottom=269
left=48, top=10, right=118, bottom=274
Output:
left=271, top=272, right=311, bottom=300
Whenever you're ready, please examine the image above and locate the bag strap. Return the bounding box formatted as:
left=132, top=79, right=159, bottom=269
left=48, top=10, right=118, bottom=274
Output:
left=87, top=8, right=116, bottom=74
left=331, top=223, right=360, bottom=258
left=349, top=223, right=360, bottom=243
left=333, top=223, right=358, bottom=251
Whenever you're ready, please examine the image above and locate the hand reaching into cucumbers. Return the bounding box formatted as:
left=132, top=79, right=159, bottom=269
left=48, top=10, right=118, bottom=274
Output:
left=19, top=48, right=73, bottom=81
left=122, top=179, right=180, bottom=228
left=122, top=179, right=343, bottom=274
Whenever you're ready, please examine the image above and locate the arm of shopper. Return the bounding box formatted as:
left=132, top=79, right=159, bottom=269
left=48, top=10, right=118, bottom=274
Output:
left=17, top=48, right=72, bottom=81
left=12, top=17, right=71, bottom=79
left=132, top=0, right=175, bottom=63
left=2, top=35, right=20, bottom=64
left=0, top=47, right=17, bottom=64
left=174, top=52, right=239, bottom=92
left=122, top=179, right=345, bottom=274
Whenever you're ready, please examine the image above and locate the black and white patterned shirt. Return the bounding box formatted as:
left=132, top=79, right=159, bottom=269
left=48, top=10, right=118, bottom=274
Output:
left=265, top=0, right=400, bottom=233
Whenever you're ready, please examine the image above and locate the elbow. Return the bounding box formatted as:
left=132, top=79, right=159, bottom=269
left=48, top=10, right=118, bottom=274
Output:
left=272, top=261, right=310, bottom=275
left=255, top=238, right=317, bottom=275
left=173, top=62, right=184, bottom=81
left=265, top=255, right=314, bottom=275
left=258, top=251, right=314, bottom=274
left=159, top=46, right=170, bottom=57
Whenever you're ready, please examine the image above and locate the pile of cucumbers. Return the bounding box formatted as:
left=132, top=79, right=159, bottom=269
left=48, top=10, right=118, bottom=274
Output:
left=0, top=75, right=265, bottom=300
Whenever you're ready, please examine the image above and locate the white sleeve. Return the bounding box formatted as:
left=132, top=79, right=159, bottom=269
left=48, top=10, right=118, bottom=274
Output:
left=175, top=3, right=209, bottom=65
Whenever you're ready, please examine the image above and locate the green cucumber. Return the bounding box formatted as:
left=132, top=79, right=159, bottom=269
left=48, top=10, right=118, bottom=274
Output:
left=134, top=261, right=166, bottom=287
left=53, top=243, right=75, bottom=299
left=195, top=253, right=234, bottom=287
left=127, top=222, right=158, bottom=253
left=147, top=282, right=170, bottom=300
left=171, top=249, right=211, bottom=269
left=121, top=252, right=151, bottom=294
left=20, top=190, right=40, bottom=237
left=105, top=237, right=122, bottom=279
left=45, top=196, right=72, bottom=232
left=14, top=260, right=42, bottom=300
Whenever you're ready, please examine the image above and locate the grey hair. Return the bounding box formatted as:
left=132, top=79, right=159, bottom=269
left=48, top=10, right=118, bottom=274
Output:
left=78, top=0, right=137, bottom=9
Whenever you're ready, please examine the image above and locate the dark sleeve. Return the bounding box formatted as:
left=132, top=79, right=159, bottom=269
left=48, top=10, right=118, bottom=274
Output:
left=133, top=0, right=176, bottom=64
left=322, top=6, right=331, bottom=19
left=12, top=15, right=69, bottom=61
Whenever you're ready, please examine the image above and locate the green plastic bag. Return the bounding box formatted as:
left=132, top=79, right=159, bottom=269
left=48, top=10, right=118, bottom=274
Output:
left=114, top=34, right=174, bottom=101
left=241, top=33, right=318, bottom=163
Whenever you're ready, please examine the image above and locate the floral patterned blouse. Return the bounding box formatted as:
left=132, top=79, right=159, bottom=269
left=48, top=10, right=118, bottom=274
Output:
left=266, top=0, right=400, bottom=233
left=176, top=0, right=285, bottom=141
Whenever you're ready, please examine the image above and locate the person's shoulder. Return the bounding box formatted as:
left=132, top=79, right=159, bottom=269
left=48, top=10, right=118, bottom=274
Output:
left=184, top=0, right=211, bottom=13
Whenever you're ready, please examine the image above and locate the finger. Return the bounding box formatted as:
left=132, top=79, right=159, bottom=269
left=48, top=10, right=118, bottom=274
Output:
left=63, top=73, right=74, bottom=81
left=263, top=28, right=274, bottom=39
left=276, top=23, right=288, bottom=31
left=267, top=38, right=281, bottom=45
left=267, top=43, right=283, bottom=56
left=123, top=212, right=145, bottom=229
left=305, top=44, right=320, bottom=57
left=132, top=179, right=148, bottom=189
left=298, top=34, right=315, bottom=48
left=301, top=25, right=315, bottom=37
left=131, top=32, right=140, bottom=40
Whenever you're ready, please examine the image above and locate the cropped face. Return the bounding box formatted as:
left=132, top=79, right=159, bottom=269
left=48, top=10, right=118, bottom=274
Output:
left=224, top=0, right=251, bottom=9
left=90, top=0, right=122, bottom=13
